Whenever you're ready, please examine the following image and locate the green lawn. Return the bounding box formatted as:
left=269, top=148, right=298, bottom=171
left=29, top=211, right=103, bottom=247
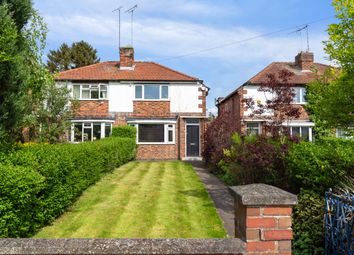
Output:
left=35, top=161, right=227, bottom=238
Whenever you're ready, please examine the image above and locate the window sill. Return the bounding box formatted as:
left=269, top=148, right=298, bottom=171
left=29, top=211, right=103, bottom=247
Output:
left=75, top=99, right=108, bottom=101
left=133, top=99, right=170, bottom=102
left=137, top=142, right=175, bottom=145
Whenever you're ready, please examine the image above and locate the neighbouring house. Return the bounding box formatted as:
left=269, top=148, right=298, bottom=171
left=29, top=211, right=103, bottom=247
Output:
left=216, top=51, right=332, bottom=141
left=55, top=46, right=209, bottom=160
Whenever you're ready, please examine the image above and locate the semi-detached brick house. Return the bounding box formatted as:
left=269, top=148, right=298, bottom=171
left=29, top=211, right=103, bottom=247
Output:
left=216, top=51, right=332, bottom=141
left=55, top=47, right=209, bottom=160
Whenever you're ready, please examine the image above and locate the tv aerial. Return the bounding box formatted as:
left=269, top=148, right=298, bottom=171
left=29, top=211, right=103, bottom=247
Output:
left=126, top=4, right=138, bottom=47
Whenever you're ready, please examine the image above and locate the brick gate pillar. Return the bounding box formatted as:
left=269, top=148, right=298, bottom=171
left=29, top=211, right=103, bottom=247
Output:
left=229, top=184, right=297, bottom=255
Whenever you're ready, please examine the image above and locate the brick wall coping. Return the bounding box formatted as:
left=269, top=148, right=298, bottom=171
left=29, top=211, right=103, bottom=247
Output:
left=0, top=238, right=245, bottom=255
left=229, top=184, right=297, bottom=206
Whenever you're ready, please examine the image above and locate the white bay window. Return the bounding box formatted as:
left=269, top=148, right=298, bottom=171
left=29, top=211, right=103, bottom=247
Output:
left=132, top=123, right=175, bottom=144
left=71, top=122, right=112, bottom=142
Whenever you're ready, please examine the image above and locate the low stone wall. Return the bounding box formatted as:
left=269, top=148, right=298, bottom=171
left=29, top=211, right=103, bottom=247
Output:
left=0, top=238, right=245, bottom=255
left=0, top=184, right=297, bottom=255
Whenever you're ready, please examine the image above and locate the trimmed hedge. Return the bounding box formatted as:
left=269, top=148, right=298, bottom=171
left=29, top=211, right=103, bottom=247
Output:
left=0, top=137, right=136, bottom=237
left=286, top=138, right=354, bottom=254
left=287, top=138, right=354, bottom=193
left=112, top=125, right=136, bottom=139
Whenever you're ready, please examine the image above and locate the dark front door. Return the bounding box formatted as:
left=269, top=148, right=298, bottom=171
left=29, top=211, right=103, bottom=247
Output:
left=186, top=125, right=200, bottom=157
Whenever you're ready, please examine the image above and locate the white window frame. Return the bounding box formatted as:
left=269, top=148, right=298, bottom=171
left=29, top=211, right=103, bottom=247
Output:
left=288, top=126, right=313, bottom=141
left=72, top=84, right=109, bottom=100
left=292, top=87, right=307, bottom=104
left=133, top=123, right=175, bottom=144
left=70, top=121, right=113, bottom=143
left=336, top=128, right=353, bottom=139
left=134, top=84, right=169, bottom=100
left=246, top=122, right=261, bottom=135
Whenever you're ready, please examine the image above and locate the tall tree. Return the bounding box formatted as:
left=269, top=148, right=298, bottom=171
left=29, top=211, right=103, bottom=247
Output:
left=46, top=43, right=72, bottom=73
left=71, top=40, right=100, bottom=68
left=0, top=0, right=74, bottom=147
left=324, top=0, right=354, bottom=74
left=46, top=41, right=100, bottom=73
left=307, top=0, right=354, bottom=136
left=0, top=0, right=33, bottom=147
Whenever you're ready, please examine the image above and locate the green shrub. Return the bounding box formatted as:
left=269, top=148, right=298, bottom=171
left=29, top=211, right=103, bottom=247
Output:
left=0, top=164, right=45, bottom=237
left=112, top=125, right=136, bottom=139
left=219, top=133, right=293, bottom=190
left=216, top=134, right=354, bottom=254
left=292, top=189, right=324, bottom=255
left=0, top=137, right=136, bottom=237
left=286, top=138, right=354, bottom=193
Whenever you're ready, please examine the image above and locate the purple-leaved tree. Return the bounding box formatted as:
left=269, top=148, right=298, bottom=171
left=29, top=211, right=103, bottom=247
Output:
left=243, top=69, right=302, bottom=138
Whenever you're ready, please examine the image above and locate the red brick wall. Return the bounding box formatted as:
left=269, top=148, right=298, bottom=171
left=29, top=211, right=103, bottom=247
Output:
left=295, top=51, right=314, bottom=70
left=113, top=112, right=133, bottom=125
left=293, top=104, right=310, bottom=120
left=120, top=47, right=134, bottom=68
left=179, top=118, right=186, bottom=158
left=198, top=87, right=207, bottom=115
left=218, top=88, right=244, bottom=133
left=133, top=101, right=171, bottom=117
left=244, top=206, right=293, bottom=254
left=75, top=100, right=109, bottom=118
left=137, top=144, right=178, bottom=160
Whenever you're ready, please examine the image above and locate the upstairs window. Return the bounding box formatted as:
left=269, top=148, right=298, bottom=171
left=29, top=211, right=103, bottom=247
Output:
left=293, top=87, right=306, bottom=104
left=73, top=84, right=108, bottom=100
left=145, top=85, right=160, bottom=99
left=135, top=85, right=169, bottom=100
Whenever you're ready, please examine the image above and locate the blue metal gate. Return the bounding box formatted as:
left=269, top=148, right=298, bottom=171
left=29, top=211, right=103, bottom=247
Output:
left=325, top=190, right=354, bottom=254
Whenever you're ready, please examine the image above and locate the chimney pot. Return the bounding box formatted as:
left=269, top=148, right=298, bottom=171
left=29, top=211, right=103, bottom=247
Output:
left=295, top=51, right=314, bottom=70
left=119, top=47, right=134, bottom=69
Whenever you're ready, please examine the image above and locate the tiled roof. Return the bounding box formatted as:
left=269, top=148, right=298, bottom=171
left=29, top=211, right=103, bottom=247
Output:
left=55, top=61, right=199, bottom=81
left=218, top=61, right=333, bottom=105
left=247, top=62, right=331, bottom=84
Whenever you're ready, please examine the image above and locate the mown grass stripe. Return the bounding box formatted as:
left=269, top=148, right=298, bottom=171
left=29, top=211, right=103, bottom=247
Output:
left=36, top=162, right=146, bottom=237
left=110, top=161, right=166, bottom=237
left=35, top=161, right=227, bottom=238
left=181, top=163, right=225, bottom=237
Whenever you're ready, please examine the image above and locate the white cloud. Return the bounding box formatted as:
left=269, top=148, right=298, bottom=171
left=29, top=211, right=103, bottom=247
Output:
left=44, top=13, right=330, bottom=65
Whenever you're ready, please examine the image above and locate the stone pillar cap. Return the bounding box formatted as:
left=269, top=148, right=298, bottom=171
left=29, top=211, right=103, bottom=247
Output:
left=229, top=184, right=297, bottom=206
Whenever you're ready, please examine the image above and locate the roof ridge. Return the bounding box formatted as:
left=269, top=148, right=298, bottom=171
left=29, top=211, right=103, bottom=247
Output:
left=58, top=61, right=108, bottom=75
left=247, top=62, right=278, bottom=84
left=149, top=62, right=199, bottom=81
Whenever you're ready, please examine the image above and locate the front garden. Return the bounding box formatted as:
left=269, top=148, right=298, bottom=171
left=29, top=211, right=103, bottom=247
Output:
left=35, top=161, right=227, bottom=238
left=0, top=136, right=136, bottom=237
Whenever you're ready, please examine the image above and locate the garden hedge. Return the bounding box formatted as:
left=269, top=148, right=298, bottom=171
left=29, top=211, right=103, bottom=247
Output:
left=214, top=135, right=354, bottom=254
left=112, top=125, right=136, bottom=139
left=0, top=137, right=136, bottom=237
left=286, top=137, right=354, bottom=193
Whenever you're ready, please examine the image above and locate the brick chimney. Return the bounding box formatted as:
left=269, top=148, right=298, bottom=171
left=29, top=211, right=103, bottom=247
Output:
left=295, top=51, right=314, bottom=70
left=119, top=46, right=134, bottom=70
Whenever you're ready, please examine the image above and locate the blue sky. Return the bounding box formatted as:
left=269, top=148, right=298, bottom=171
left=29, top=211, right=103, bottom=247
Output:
left=33, top=0, right=336, bottom=114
